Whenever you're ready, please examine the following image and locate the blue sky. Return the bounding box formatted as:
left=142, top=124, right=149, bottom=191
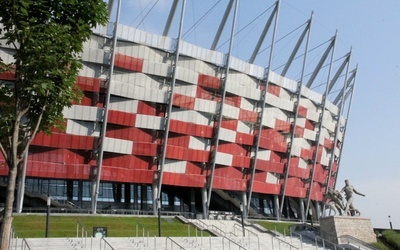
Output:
left=113, top=0, right=400, bottom=229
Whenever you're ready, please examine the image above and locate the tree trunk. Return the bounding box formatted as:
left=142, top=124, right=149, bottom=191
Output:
left=0, top=165, right=18, bottom=250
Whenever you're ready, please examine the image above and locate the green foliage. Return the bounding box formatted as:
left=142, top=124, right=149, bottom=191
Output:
left=378, top=230, right=400, bottom=250
left=0, top=0, right=108, bottom=162
left=12, top=215, right=211, bottom=238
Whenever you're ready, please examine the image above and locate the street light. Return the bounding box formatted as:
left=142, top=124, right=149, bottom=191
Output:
left=389, top=215, right=393, bottom=230
left=45, top=197, right=51, bottom=237
left=240, top=203, right=245, bottom=237
left=157, top=198, right=161, bottom=237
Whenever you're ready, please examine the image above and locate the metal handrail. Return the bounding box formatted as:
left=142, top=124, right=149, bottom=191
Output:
left=166, top=237, right=185, bottom=250
left=233, top=224, right=260, bottom=250
left=339, top=234, right=378, bottom=250
left=76, top=221, right=93, bottom=249
left=222, top=236, right=247, bottom=249
left=100, top=237, right=115, bottom=250
left=21, top=238, right=32, bottom=250
left=271, top=234, right=299, bottom=250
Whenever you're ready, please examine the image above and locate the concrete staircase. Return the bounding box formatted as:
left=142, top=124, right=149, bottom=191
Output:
left=9, top=218, right=339, bottom=249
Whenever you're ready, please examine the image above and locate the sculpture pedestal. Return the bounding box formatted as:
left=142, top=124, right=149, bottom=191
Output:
left=320, top=216, right=376, bottom=244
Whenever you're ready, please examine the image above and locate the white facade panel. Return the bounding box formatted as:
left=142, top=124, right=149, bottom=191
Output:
left=219, top=128, right=236, bottom=143
left=0, top=48, right=15, bottom=64
left=302, top=86, right=323, bottom=104
left=264, top=107, right=288, bottom=121
left=109, top=97, right=138, bottom=113
left=194, top=98, right=218, bottom=114
left=239, top=98, right=257, bottom=111
left=215, top=152, right=233, bottom=166
left=265, top=93, right=294, bottom=112
left=113, top=72, right=161, bottom=89
left=175, top=67, right=198, bottom=85
left=177, top=58, right=216, bottom=76
left=63, top=105, right=103, bottom=122
left=293, top=138, right=311, bottom=150
left=221, top=104, right=240, bottom=120
left=164, top=160, right=186, bottom=174
left=170, top=109, right=212, bottom=126
left=111, top=80, right=167, bottom=103
left=142, top=61, right=170, bottom=77
left=255, top=150, right=271, bottom=161
left=188, top=136, right=209, bottom=150
left=118, top=24, right=174, bottom=51
left=261, top=114, right=276, bottom=128
left=322, top=112, right=336, bottom=132
left=66, top=120, right=100, bottom=137
left=217, top=128, right=235, bottom=143
left=266, top=172, right=279, bottom=184
left=307, top=109, right=320, bottom=122
left=325, top=100, right=339, bottom=115
left=103, top=137, right=133, bottom=154
left=237, top=121, right=252, bottom=134
left=303, top=129, right=316, bottom=141
left=175, top=85, right=198, bottom=98
left=180, top=41, right=225, bottom=66
left=81, top=48, right=106, bottom=64
left=135, top=114, right=164, bottom=130
left=297, top=158, right=308, bottom=169
left=229, top=73, right=259, bottom=89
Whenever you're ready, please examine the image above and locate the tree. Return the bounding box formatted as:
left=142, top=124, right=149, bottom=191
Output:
left=0, top=1, right=108, bottom=248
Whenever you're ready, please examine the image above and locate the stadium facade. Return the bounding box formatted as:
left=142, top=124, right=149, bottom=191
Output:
left=0, top=0, right=357, bottom=222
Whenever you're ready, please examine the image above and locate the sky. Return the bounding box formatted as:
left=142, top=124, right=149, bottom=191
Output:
left=111, top=0, right=400, bottom=229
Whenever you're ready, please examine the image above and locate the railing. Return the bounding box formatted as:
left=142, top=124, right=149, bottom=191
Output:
left=166, top=237, right=185, bottom=250
left=290, top=229, right=345, bottom=250
left=20, top=207, right=194, bottom=217
left=233, top=223, right=260, bottom=249
left=76, top=221, right=93, bottom=249
left=100, top=237, right=115, bottom=250
left=135, top=222, right=156, bottom=247
left=222, top=236, right=247, bottom=249
left=271, top=234, right=299, bottom=250
left=339, top=234, right=379, bottom=250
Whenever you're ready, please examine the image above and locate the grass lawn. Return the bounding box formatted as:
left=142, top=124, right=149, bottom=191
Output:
left=254, top=220, right=295, bottom=235
left=12, top=214, right=210, bottom=238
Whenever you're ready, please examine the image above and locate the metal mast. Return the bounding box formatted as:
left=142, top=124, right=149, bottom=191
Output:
left=206, top=0, right=239, bottom=216
left=155, top=0, right=187, bottom=214
left=249, top=1, right=279, bottom=64
left=246, top=0, right=281, bottom=216
left=304, top=32, right=337, bottom=220
left=280, top=13, right=313, bottom=216
left=325, top=51, right=351, bottom=192
left=92, top=0, right=122, bottom=214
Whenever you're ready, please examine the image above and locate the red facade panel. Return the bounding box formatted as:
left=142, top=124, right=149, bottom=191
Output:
left=32, top=133, right=94, bottom=150
left=169, top=120, right=213, bottom=138
left=197, top=74, right=221, bottom=90
left=114, top=53, right=143, bottom=72
left=252, top=181, right=281, bottom=194
left=173, top=94, right=195, bottom=110
left=239, top=109, right=258, bottom=123
left=162, top=172, right=205, bottom=187
left=235, top=132, right=254, bottom=145
left=255, top=159, right=284, bottom=173
left=108, top=110, right=136, bottom=126
left=76, top=76, right=101, bottom=93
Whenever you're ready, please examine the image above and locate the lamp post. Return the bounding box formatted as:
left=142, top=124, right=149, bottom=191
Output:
left=45, top=197, right=51, bottom=237
left=389, top=215, right=393, bottom=230
left=157, top=198, right=161, bottom=237
left=240, top=203, right=245, bottom=237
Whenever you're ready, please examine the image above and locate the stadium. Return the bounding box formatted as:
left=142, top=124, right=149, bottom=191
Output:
left=0, top=0, right=357, bottom=223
